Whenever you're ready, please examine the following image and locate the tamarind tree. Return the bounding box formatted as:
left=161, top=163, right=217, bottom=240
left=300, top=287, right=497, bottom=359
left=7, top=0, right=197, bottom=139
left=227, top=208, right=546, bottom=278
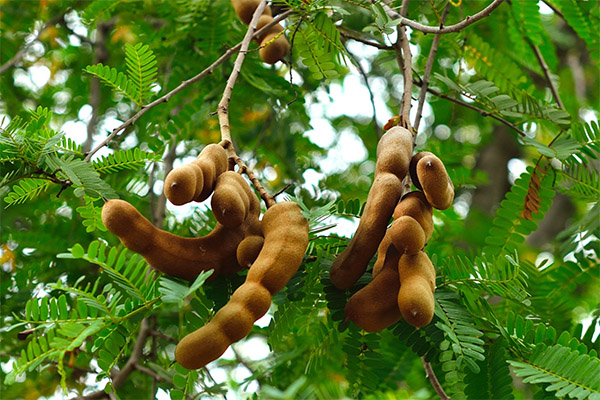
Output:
left=1, top=0, right=598, bottom=399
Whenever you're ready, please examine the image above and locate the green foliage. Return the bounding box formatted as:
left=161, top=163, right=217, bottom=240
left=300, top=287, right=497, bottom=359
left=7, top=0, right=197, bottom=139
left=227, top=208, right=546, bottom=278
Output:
left=483, top=166, right=555, bottom=257
left=85, top=42, right=157, bottom=107
left=435, top=74, right=571, bottom=127
left=294, top=12, right=348, bottom=80
left=508, top=343, right=600, bottom=399
left=92, top=148, right=160, bottom=175
left=465, top=339, right=515, bottom=400
left=558, top=0, right=600, bottom=65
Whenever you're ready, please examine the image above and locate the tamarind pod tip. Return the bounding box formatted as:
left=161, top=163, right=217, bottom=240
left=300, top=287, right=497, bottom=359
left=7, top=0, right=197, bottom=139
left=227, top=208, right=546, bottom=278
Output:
left=164, top=164, right=203, bottom=206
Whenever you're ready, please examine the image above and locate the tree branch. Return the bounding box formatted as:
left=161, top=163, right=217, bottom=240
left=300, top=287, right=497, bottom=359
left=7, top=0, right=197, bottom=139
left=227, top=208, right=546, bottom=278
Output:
left=218, top=1, right=267, bottom=145
left=393, top=0, right=414, bottom=131
left=0, top=13, right=65, bottom=75
left=417, top=81, right=527, bottom=137
left=381, top=0, right=504, bottom=34
left=83, top=10, right=293, bottom=162
left=530, top=43, right=564, bottom=109
left=422, top=357, right=450, bottom=400
left=413, top=4, right=451, bottom=132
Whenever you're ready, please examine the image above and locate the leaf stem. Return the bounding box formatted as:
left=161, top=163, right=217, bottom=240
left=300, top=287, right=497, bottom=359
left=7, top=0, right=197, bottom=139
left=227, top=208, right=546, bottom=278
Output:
left=422, top=356, right=451, bottom=400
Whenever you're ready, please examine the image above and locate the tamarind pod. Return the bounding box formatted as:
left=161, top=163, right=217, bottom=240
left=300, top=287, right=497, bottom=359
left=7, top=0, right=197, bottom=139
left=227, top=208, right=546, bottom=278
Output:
left=408, top=152, right=430, bottom=191
left=371, top=231, right=392, bottom=278
left=236, top=235, right=265, bottom=269
left=231, top=0, right=271, bottom=25
left=175, top=202, right=308, bottom=369
left=397, top=252, right=436, bottom=328
left=254, top=15, right=282, bottom=43
left=388, top=216, right=426, bottom=255
left=163, top=164, right=203, bottom=206
left=330, top=126, right=413, bottom=290
left=393, top=191, right=434, bottom=239
left=410, top=152, right=454, bottom=210
left=101, top=196, right=260, bottom=280
left=259, top=31, right=290, bottom=64
left=345, top=246, right=402, bottom=332
left=211, top=172, right=253, bottom=228
left=246, top=202, right=309, bottom=294
left=164, top=144, right=228, bottom=205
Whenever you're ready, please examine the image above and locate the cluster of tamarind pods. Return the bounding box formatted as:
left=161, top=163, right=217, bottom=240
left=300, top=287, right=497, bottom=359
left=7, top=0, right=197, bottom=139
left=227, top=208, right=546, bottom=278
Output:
left=329, top=126, right=454, bottom=331
left=232, top=0, right=290, bottom=64
left=101, top=142, right=309, bottom=369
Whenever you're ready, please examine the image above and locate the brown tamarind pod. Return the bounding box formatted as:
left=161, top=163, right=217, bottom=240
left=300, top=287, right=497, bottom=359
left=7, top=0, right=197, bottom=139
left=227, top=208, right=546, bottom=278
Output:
left=101, top=186, right=261, bottom=280
left=409, top=152, right=454, bottom=210
left=245, top=202, right=309, bottom=294
left=236, top=235, right=264, bottom=268
left=259, top=31, right=289, bottom=64
left=397, top=251, right=436, bottom=328
left=231, top=0, right=271, bottom=25
left=211, top=172, right=255, bottom=228
left=254, top=14, right=280, bottom=43
left=393, top=191, right=434, bottom=239
left=330, top=126, right=413, bottom=290
left=388, top=216, right=426, bottom=255
left=345, top=245, right=402, bottom=332
left=164, top=144, right=228, bottom=206
left=175, top=202, right=309, bottom=369
left=371, top=231, right=392, bottom=278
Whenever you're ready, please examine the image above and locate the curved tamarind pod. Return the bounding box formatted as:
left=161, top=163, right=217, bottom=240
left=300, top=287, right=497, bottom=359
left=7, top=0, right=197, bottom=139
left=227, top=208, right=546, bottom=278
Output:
left=330, top=126, right=413, bottom=290
left=259, top=31, right=289, bottom=64
left=175, top=202, right=309, bottom=369
left=211, top=172, right=254, bottom=228
left=231, top=0, right=271, bottom=25
left=164, top=144, right=228, bottom=206
left=371, top=232, right=391, bottom=278
left=393, top=191, right=434, bottom=239
left=101, top=191, right=260, bottom=280
left=397, top=251, right=436, bottom=328
left=388, top=216, right=426, bottom=255
left=345, top=245, right=402, bottom=332
left=245, top=202, right=309, bottom=294
left=236, top=235, right=264, bottom=268
left=409, top=152, right=454, bottom=210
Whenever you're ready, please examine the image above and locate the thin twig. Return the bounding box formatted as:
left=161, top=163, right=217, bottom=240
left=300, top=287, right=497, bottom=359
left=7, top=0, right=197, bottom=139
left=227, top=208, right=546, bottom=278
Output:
left=530, top=43, right=564, bottom=109
left=133, top=363, right=169, bottom=383
left=380, top=0, right=505, bottom=34
left=345, top=47, right=381, bottom=138
left=413, top=4, right=451, bottom=132
left=83, top=10, right=293, bottom=162
left=540, top=0, right=564, bottom=19
left=0, top=13, right=66, bottom=75
left=149, top=329, right=178, bottom=343
left=422, top=357, right=451, bottom=400
left=338, top=27, right=394, bottom=50
left=223, top=142, right=276, bottom=208
left=395, top=0, right=414, bottom=131
left=417, top=81, right=527, bottom=137
left=218, top=1, right=267, bottom=144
